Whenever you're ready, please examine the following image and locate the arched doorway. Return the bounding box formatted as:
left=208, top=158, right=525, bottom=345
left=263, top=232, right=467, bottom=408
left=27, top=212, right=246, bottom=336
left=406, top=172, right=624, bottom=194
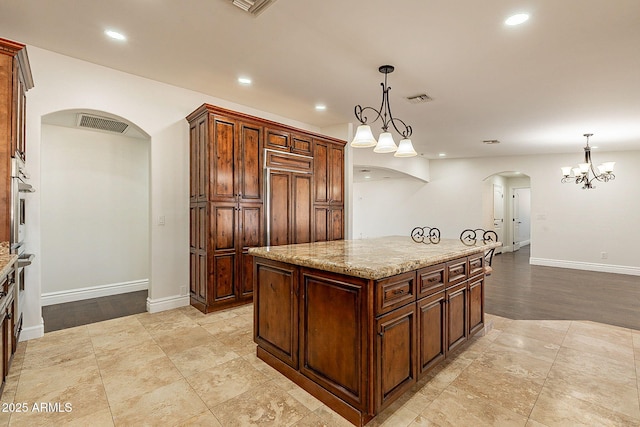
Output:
left=40, top=109, right=150, bottom=331
left=482, top=171, right=531, bottom=253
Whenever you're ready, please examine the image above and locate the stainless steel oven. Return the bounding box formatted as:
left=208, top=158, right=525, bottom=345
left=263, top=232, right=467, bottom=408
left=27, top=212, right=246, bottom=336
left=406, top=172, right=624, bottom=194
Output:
left=10, top=155, right=35, bottom=291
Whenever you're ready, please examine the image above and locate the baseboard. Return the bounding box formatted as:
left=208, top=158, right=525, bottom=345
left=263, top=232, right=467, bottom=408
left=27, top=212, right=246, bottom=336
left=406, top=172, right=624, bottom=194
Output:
left=19, top=319, right=44, bottom=341
left=530, top=258, right=640, bottom=276
left=146, top=294, right=189, bottom=313
left=41, top=279, right=149, bottom=306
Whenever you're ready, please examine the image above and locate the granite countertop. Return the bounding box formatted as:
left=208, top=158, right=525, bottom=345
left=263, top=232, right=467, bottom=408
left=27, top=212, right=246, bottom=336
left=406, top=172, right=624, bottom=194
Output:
left=248, top=235, right=501, bottom=280
left=0, top=241, right=17, bottom=280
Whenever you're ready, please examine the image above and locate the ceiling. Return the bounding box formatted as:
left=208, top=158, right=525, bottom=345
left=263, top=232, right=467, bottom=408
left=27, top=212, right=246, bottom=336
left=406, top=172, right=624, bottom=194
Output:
left=1, top=0, right=639, bottom=159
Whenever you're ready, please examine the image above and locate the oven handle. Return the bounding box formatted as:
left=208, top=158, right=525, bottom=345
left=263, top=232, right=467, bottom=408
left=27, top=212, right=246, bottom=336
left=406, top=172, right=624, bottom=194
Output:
left=17, top=253, right=35, bottom=268
left=18, top=182, right=35, bottom=193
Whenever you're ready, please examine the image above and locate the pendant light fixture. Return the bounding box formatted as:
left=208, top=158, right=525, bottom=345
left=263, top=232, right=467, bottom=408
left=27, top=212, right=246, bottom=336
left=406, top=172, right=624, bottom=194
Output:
left=561, top=134, right=616, bottom=189
left=350, top=65, right=417, bottom=157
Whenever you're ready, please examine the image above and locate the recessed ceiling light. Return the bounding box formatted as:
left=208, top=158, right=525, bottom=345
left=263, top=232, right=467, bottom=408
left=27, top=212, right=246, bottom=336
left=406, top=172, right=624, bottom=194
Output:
left=238, top=77, right=252, bottom=85
left=505, top=13, right=529, bottom=26
left=315, top=104, right=326, bottom=111
left=438, top=153, right=446, bottom=157
left=105, top=30, right=126, bottom=41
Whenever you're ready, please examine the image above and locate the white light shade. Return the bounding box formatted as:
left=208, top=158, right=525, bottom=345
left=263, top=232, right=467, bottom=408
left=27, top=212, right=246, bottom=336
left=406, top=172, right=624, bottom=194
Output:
left=351, top=125, right=377, bottom=148
left=394, top=139, right=417, bottom=157
left=597, top=165, right=606, bottom=174
left=572, top=167, right=582, bottom=176
left=373, top=132, right=397, bottom=153
left=601, top=161, right=615, bottom=173
left=561, top=166, right=572, bottom=176
left=578, top=163, right=590, bottom=173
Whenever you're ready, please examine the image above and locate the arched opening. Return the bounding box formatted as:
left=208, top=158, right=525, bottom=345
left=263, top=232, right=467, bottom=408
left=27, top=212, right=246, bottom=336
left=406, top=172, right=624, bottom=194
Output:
left=40, top=109, right=151, bottom=331
left=482, top=171, right=531, bottom=254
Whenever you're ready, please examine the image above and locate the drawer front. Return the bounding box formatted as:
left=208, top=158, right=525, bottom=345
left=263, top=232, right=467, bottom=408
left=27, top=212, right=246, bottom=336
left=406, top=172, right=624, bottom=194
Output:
left=468, top=253, right=485, bottom=278
left=446, top=259, right=468, bottom=287
left=417, top=264, right=445, bottom=299
left=376, top=272, right=417, bottom=316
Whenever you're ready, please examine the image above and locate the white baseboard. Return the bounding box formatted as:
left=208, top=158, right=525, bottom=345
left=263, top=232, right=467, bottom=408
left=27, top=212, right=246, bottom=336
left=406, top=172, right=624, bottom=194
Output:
left=20, top=319, right=44, bottom=341
left=41, top=279, right=149, bottom=306
left=146, top=294, right=189, bottom=313
left=530, top=258, right=640, bottom=276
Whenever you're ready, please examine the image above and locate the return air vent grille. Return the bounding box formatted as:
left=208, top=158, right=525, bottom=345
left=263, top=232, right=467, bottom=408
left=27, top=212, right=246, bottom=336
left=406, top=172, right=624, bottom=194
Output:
left=406, top=94, right=433, bottom=104
left=231, top=0, right=277, bottom=16
left=77, top=114, right=129, bottom=134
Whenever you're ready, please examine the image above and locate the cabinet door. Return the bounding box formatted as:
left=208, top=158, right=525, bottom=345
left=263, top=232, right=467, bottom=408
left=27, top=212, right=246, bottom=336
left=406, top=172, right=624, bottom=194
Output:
left=329, top=208, right=344, bottom=240
left=376, top=303, right=417, bottom=411
left=468, top=276, right=484, bottom=337
left=328, top=143, right=344, bottom=205
left=313, top=207, right=328, bottom=242
left=254, top=259, right=298, bottom=368
left=189, top=204, right=208, bottom=303
left=418, top=292, right=446, bottom=376
left=446, top=282, right=468, bottom=353
left=313, top=140, right=329, bottom=204
left=190, top=114, right=208, bottom=203
left=238, top=122, right=262, bottom=202
left=300, top=269, right=368, bottom=411
left=238, top=203, right=263, bottom=298
left=268, top=171, right=291, bottom=246
left=211, top=203, right=237, bottom=303
left=291, top=133, right=312, bottom=156
left=292, top=173, right=312, bottom=244
left=265, top=128, right=290, bottom=152
left=210, top=116, right=237, bottom=202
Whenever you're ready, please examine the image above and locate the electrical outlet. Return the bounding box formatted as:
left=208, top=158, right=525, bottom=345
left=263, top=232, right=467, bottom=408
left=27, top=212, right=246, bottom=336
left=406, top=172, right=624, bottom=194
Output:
left=600, top=252, right=608, bottom=260
left=158, top=215, right=165, bottom=226
left=180, top=286, right=187, bottom=296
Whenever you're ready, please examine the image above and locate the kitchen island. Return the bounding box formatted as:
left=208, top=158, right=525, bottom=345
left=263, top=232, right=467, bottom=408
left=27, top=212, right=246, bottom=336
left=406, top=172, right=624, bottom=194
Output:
left=249, top=236, right=501, bottom=426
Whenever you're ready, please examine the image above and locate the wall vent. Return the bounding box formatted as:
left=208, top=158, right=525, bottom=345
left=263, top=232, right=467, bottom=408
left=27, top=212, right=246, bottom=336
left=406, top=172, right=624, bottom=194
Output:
left=77, top=113, right=129, bottom=134
left=406, top=93, right=433, bottom=104
left=231, top=0, right=277, bottom=16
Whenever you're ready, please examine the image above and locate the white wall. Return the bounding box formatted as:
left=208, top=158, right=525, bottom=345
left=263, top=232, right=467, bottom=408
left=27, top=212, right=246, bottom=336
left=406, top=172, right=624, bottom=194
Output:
left=40, top=124, right=149, bottom=300
left=22, top=46, right=321, bottom=340
left=353, top=151, right=640, bottom=275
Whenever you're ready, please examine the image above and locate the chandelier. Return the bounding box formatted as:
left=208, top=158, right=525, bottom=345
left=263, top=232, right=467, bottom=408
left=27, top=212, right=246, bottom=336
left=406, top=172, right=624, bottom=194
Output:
left=561, top=134, right=615, bottom=189
left=350, top=65, right=417, bottom=157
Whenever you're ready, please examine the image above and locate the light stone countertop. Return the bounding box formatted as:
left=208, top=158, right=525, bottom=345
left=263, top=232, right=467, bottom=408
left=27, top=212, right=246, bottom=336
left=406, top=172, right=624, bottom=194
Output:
left=249, top=235, right=501, bottom=280
left=0, top=241, right=17, bottom=280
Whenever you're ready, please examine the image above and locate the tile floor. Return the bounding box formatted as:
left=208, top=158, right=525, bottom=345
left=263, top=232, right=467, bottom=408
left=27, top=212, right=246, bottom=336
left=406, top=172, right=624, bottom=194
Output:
left=1, top=305, right=639, bottom=426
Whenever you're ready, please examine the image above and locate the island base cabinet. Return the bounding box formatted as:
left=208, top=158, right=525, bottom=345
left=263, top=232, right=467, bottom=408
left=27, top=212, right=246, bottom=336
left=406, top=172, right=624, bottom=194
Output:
left=446, top=282, right=468, bottom=353
left=375, top=303, right=417, bottom=411
left=253, top=259, right=299, bottom=369
left=468, top=275, right=485, bottom=337
left=300, top=270, right=368, bottom=412
left=417, top=291, right=446, bottom=376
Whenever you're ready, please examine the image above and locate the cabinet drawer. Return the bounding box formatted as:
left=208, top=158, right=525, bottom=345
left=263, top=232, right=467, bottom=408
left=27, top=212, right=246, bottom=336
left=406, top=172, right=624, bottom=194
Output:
left=291, top=134, right=312, bottom=155
left=265, top=149, right=313, bottom=172
left=417, top=264, right=445, bottom=298
left=445, top=259, right=467, bottom=287
left=375, top=272, right=417, bottom=316
left=468, top=253, right=485, bottom=278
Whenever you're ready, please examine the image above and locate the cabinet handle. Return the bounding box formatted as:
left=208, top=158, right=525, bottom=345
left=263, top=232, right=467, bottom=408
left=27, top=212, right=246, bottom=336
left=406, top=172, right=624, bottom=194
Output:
left=392, top=289, right=405, bottom=295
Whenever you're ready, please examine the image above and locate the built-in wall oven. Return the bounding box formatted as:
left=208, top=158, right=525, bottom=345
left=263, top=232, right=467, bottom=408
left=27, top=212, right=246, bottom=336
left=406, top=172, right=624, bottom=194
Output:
left=10, top=155, right=35, bottom=292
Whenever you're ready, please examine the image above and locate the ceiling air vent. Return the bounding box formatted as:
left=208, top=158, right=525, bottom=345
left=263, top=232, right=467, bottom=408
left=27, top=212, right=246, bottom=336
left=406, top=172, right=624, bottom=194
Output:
left=406, top=94, right=433, bottom=104
left=77, top=113, right=129, bottom=134
left=231, top=0, right=277, bottom=16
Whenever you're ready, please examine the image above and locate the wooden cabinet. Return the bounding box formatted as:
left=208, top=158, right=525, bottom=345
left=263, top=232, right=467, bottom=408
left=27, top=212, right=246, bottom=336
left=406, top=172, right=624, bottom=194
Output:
left=1, top=38, right=33, bottom=243
left=313, top=139, right=344, bottom=242
left=187, top=105, right=264, bottom=313
left=188, top=104, right=345, bottom=313
left=254, top=258, right=299, bottom=368
left=0, top=263, right=17, bottom=397
left=375, top=302, right=417, bottom=411
left=253, top=251, right=488, bottom=426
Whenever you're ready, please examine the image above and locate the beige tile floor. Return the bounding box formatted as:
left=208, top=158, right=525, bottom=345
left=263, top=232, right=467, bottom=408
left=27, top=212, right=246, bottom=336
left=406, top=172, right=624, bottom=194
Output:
left=1, top=305, right=639, bottom=426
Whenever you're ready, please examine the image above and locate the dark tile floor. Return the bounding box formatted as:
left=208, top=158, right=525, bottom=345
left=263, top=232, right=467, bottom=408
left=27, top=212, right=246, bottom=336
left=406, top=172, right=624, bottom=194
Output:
left=42, top=290, right=147, bottom=332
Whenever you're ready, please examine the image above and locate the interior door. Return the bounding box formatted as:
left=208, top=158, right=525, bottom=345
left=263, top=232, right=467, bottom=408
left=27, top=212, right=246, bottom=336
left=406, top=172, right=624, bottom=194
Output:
left=512, top=188, right=531, bottom=251
left=492, top=184, right=504, bottom=253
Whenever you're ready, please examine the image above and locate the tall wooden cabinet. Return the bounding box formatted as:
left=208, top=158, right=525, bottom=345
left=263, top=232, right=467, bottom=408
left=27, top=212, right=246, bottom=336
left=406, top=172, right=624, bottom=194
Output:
left=187, top=104, right=345, bottom=313
left=1, top=38, right=33, bottom=243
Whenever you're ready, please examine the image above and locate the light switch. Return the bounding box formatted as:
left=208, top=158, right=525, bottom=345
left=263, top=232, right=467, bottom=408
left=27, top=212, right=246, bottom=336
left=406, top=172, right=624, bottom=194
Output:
left=158, top=215, right=166, bottom=226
